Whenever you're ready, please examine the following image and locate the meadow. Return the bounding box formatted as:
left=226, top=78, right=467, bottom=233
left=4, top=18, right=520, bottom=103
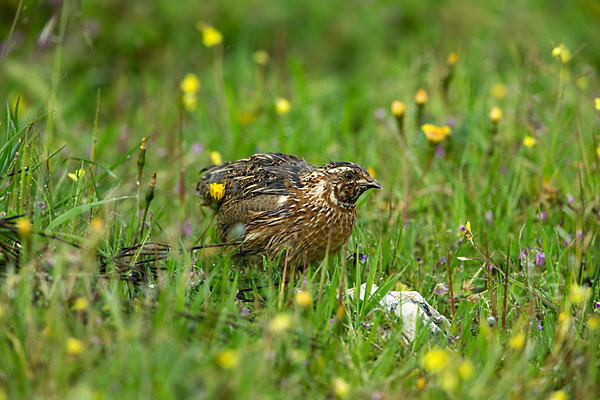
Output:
left=1, top=0, right=600, bottom=398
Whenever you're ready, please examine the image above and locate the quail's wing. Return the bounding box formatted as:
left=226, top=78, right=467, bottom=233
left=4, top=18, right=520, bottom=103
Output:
left=195, top=152, right=313, bottom=204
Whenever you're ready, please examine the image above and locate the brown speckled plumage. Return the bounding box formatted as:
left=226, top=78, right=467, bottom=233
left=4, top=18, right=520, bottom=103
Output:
left=195, top=153, right=380, bottom=266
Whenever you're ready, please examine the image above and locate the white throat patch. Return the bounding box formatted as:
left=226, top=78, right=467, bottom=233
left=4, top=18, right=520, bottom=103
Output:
left=330, top=191, right=354, bottom=209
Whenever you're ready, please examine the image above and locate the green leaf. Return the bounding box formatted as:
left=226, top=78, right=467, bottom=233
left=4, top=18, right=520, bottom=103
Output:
left=45, top=196, right=133, bottom=232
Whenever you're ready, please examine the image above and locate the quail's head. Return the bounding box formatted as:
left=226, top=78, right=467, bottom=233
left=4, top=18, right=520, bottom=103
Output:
left=322, top=162, right=381, bottom=208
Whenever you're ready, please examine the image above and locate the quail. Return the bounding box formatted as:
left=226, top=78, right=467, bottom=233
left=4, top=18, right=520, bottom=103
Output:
left=195, top=152, right=380, bottom=266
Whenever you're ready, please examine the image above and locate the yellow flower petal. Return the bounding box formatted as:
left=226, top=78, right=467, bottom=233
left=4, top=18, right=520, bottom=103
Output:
left=209, top=182, right=225, bottom=201
left=216, top=349, right=239, bottom=369
left=415, top=89, right=428, bottom=105
left=548, top=390, right=567, bottom=400
left=275, top=97, right=291, bottom=115
left=569, top=284, right=590, bottom=305
left=73, top=297, right=89, bottom=311
left=523, top=136, right=536, bottom=148
left=422, top=124, right=451, bottom=143
left=201, top=26, right=222, bottom=47
left=332, top=378, right=350, bottom=398
left=180, top=73, right=200, bottom=94
left=253, top=50, right=269, bottom=65
left=294, top=291, right=312, bottom=308
left=422, top=347, right=450, bottom=374
left=447, top=52, right=457, bottom=66
left=491, top=83, right=505, bottom=99
left=509, top=332, right=525, bottom=350
left=489, top=106, right=502, bottom=122
left=458, top=359, right=474, bottom=380
left=391, top=100, right=405, bottom=117
left=210, top=151, right=223, bottom=165
left=595, top=98, right=600, bottom=111
left=269, top=313, right=292, bottom=334
left=66, top=337, right=84, bottom=356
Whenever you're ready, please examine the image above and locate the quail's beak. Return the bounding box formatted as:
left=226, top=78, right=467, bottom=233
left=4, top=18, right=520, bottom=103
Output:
left=359, top=179, right=381, bottom=190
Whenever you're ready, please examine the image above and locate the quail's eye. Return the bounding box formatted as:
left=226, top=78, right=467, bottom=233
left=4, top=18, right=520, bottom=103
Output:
left=343, top=171, right=353, bottom=180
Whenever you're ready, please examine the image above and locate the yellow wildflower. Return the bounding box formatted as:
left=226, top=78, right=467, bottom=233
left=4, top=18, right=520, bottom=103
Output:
left=180, top=73, right=200, bottom=94
left=508, top=332, right=525, bottom=350
left=253, top=50, right=269, bottom=65
left=275, top=97, right=291, bottom=115
left=391, top=100, right=406, bottom=117
left=491, top=83, right=505, bottom=99
left=198, top=25, right=222, bottom=47
left=415, top=89, right=428, bottom=105
left=417, top=376, right=426, bottom=389
left=422, top=347, right=450, bottom=374
left=216, top=349, right=239, bottom=369
left=295, top=291, right=312, bottom=308
left=367, top=166, right=376, bottom=179
left=552, top=44, right=571, bottom=63
left=17, top=218, right=32, bottom=239
left=269, top=313, right=292, bottom=334
left=447, top=52, right=457, bottom=66
left=91, top=217, right=104, bottom=233
left=596, top=146, right=600, bottom=158
left=209, top=182, right=225, bottom=201
left=558, top=311, right=571, bottom=336
left=548, top=390, right=567, bottom=400
left=595, top=98, right=600, bottom=110
left=588, top=316, right=599, bottom=330
left=68, top=168, right=86, bottom=182
left=569, top=284, right=590, bottom=305
left=458, top=359, right=474, bottom=380
left=66, top=337, right=84, bottom=356
left=421, top=124, right=451, bottom=143
left=210, top=151, right=223, bottom=165
left=489, top=106, right=502, bottom=122
left=332, top=377, right=350, bottom=398
left=523, top=136, right=536, bottom=148
left=73, top=297, right=89, bottom=311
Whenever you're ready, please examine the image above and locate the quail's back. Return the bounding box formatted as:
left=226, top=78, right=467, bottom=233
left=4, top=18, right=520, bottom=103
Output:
left=195, top=152, right=380, bottom=266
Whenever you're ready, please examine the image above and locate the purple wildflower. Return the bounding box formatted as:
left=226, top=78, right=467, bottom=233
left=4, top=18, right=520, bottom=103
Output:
left=567, top=195, right=574, bottom=204
left=539, top=211, right=546, bottom=222
left=489, top=264, right=495, bottom=271
left=440, top=256, right=447, bottom=264
left=434, top=283, right=448, bottom=295
left=38, top=201, right=46, bottom=210
left=460, top=225, right=466, bottom=231
left=595, top=302, right=600, bottom=310
left=435, top=144, right=444, bottom=158
left=535, top=252, right=545, bottom=266
left=445, top=116, right=457, bottom=128
left=191, top=142, right=204, bottom=154
left=536, top=318, right=543, bottom=331
left=364, top=323, right=370, bottom=329
left=373, top=108, right=386, bottom=121
left=329, top=318, right=335, bottom=324
left=358, top=253, right=368, bottom=262
left=183, top=219, right=192, bottom=238
left=240, top=307, right=250, bottom=317
left=485, top=210, right=493, bottom=225
left=563, top=239, right=569, bottom=247
left=416, top=256, right=421, bottom=263
left=519, top=249, right=527, bottom=259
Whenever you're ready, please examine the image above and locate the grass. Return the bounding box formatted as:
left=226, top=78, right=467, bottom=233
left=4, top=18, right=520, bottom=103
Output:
left=1, top=0, right=600, bottom=398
